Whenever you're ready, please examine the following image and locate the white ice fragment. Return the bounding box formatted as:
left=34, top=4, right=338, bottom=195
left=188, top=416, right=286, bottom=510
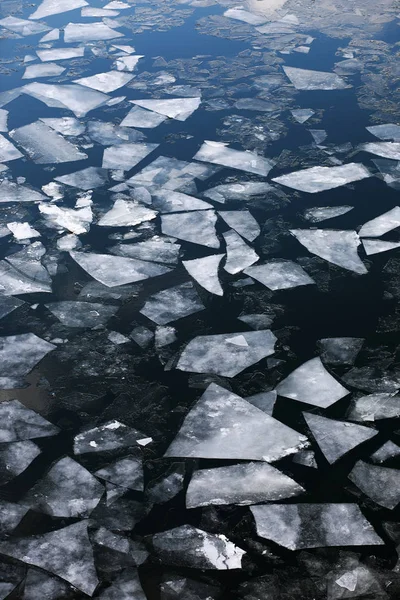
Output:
left=359, top=206, right=400, bottom=237
left=272, top=163, right=371, bottom=193
left=39, top=203, right=92, bottom=234
left=161, top=210, right=219, bottom=248
left=194, top=140, right=274, bottom=176
left=310, top=129, right=327, bottom=144
left=0, top=398, right=58, bottom=442
left=95, top=456, right=143, bottom=491
left=303, top=205, right=353, bottom=223
left=40, top=117, right=85, bottom=136
left=73, top=71, right=134, bottom=93
left=55, top=166, right=108, bottom=189
left=10, top=121, right=87, bottom=164
left=245, top=260, right=314, bottom=290
left=29, top=0, right=88, bottom=20
left=203, top=181, right=273, bottom=203
left=121, top=105, right=167, bottom=128
left=283, top=66, right=350, bottom=90
left=81, top=7, right=120, bottom=17
left=7, top=222, right=40, bottom=240
left=112, top=238, right=180, bottom=264
left=0, top=109, right=8, bottom=133
left=318, top=337, right=364, bottom=365
left=223, top=230, right=259, bottom=274
left=64, top=22, right=124, bottom=43
left=152, top=189, right=212, bottom=212
left=362, top=239, right=400, bottom=255
left=102, top=142, right=158, bottom=171
left=0, top=134, right=23, bottom=163
left=113, top=54, right=144, bottom=72
left=348, top=461, right=400, bottom=509
left=218, top=210, right=260, bottom=242
left=366, top=123, right=400, bottom=142
left=224, top=7, right=268, bottom=25
left=57, top=234, right=80, bottom=251
left=183, top=254, right=224, bottom=296
left=39, top=28, right=59, bottom=43
left=0, top=441, right=41, bottom=484
left=22, top=63, right=65, bottom=79
left=132, top=97, right=201, bottom=121
left=98, top=198, right=157, bottom=227
left=74, top=419, right=146, bottom=454
left=45, top=301, right=117, bottom=328
left=361, top=142, right=400, bottom=160
left=371, top=440, right=400, bottom=463
left=291, top=108, right=315, bottom=123
left=104, top=1, right=130, bottom=8
left=140, top=282, right=204, bottom=325
left=36, top=47, right=85, bottom=62
left=0, top=334, right=55, bottom=388
left=0, top=16, right=50, bottom=36
left=23, top=83, right=110, bottom=117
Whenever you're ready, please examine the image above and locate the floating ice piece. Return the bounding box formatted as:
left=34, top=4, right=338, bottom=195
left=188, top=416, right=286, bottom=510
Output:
left=290, top=229, right=368, bottom=274
left=0, top=16, right=50, bottom=36
left=165, top=383, right=307, bottom=461
left=318, top=337, right=364, bottom=365
left=10, top=121, right=87, bottom=164
left=347, top=392, right=400, bottom=422
left=46, top=301, right=117, bottom=328
left=218, top=210, right=260, bottom=242
left=303, top=413, right=377, bottom=464
left=0, top=134, right=23, bottom=163
left=55, top=166, right=108, bottom=189
left=359, top=206, right=400, bottom=237
left=0, top=334, right=55, bottom=388
left=39, top=203, right=92, bottom=234
left=64, top=22, right=124, bottom=43
left=223, top=230, right=258, bottom=274
left=224, top=7, right=268, bottom=25
left=113, top=55, right=144, bottom=72
left=362, top=142, right=400, bottom=160
left=70, top=251, right=171, bottom=287
left=160, top=576, right=218, bottom=600
left=146, top=463, right=185, bottom=504
left=82, top=7, right=120, bottom=16
left=0, top=109, right=8, bottom=133
left=140, top=282, right=204, bottom=325
left=102, top=142, right=158, bottom=171
left=273, top=163, right=371, bottom=193
left=194, top=140, right=274, bottom=176
left=121, top=105, right=167, bottom=128
left=0, top=521, right=98, bottom=595
left=97, top=569, right=146, bottom=600
left=245, top=260, right=314, bottom=290
left=22, top=570, right=72, bottom=600
left=310, top=129, right=327, bottom=145
left=132, top=98, right=201, bottom=122
left=74, top=71, right=134, bottom=93
left=0, top=500, right=28, bottom=534
left=156, top=325, right=177, bottom=348
left=246, top=390, right=277, bottom=414
left=104, top=0, right=130, bottom=7
left=0, top=260, right=51, bottom=296
left=161, top=211, right=219, bottom=248
left=39, top=27, right=59, bottom=42
left=0, top=296, right=24, bottom=320
left=99, top=199, right=156, bottom=227
left=291, top=108, right=315, bottom=123
left=283, top=66, right=350, bottom=90
left=250, top=503, right=383, bottom=550
left=40, top=117, right=85, bottom=136
left=276, top=357, right=349, bottom=408
left=203, top=181, right=273, bottom=203
left=0, top=180, right=48, bottom=204
left=371, top=440, right=400, bottom=463
left=349, top=461, right=400, bottom=509
left=130, top=326, right=153, bottom=348
left=23, top=83, right=110, bottom=117
left=0, top=441, right=41, bottom=485
left=304, top=205, right=354, bottom=223
left=36, top=47, right=85, bottom=62
left=87, top=120, right=144, bottom=145
left=113, top=238, right=179, bottom=265
left=7, top=222, right=40, bottom=240
left=29, top=0, right=88, bottom=20
left=187, top=462, right=304, bottom=508
left=152, top=525, right=245, bottom=570
left=21, top=456, right=104, bottom=517
left=95, top=456, right=144, bottom=491
left=362, top=239, right=400, bottom=255
left=292, top=449, right=318, bottom=468
left=112, top=44, right=135, bottom=54
left=74, top=420, right=146, bottom=455
left=183, top=254, right=224, bottom=296
left=22, top=63, right=65, bottom=79
left=367, top=123, right=400, bottom=142
left=152, top=189, right=212, bottom=212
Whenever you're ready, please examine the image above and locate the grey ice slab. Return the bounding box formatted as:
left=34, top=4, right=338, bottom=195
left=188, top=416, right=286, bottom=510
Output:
left=347, top=392, right=400, bottom=422
left=244, top=260, right=314, bottom=290
left=362, top=142, right=400, bottom=160
left=102, top=142, right=158, bottom=171
left=203, top=181, right=273, bottom=203
left=371, top=441, right=400, bottom=463
left=152, top=525, right=245, bottom=569
left=0, top=16, right=50, bottom=36
left=349, top=460, right=400, bottom=509
left=291, top=108, right=315, bottom=123
left=10, top=121, right=87, bottom=164
left=0, top=522, right=99, bottom=596
left=224, top=7, right=268, bottom=24
left=0, top=134, right=23, bottom=163
left=98, top=199, right=156, bottom=227
left=272, top=163, right=371, bottom=193
left=186, top=462, right=304, bottom=508
left=0, top=109, right=8, bottom=132
left=183, top=254, right=224, bottom=296
left=359, top=206, right=400, bottom=237
left=367, top=124, right=400, bottom=142
left=41, top=117, right=85, bottom=136
left=140, top=282, right=204, bottom=325
left=36, top=47, right=85, bottom=62
left=303, top=206, right=354, bottom=223
left=303, top=413, right=377, bottom=464
left=113, top=54, right=144, bottom=72
left=276, top=357, right=349, bottom=408
left=97, top=570, right=147, bottom=600
left=74, top=419, right=147, bottom=455
left=194, top=140, right=275, bottom=176
left=290, top=229, right=368, bottom=274
left=45, top=301, right=118, bottom=328
left=56, top=166, right=108, bottom=189
left=146, top=464, right=185, bottom=505
left=245, top=390, right=277, bottom=414
left=152, top=190, right=212, bottom=212
left=95, top=456, right=144, bottom=491
left=23, top=83, right=110, bottom=117
left=178, top=330, right=276, bottom=378
left=29, top=0, right=88, bottom=19
left=64, top=22, right=124, bottom=43
left=0, top=180, right=50, bottom=202
left=112, top=239, right=180, bottom=265
left=0, top=295, right=24, bottom=320
left=40, top=202, right=92, bottom=234
left=362, top=239, right=400, bottom=255
left=132, top=97, right=201, bottom=121
left=283, top=66, right=350, bottom=90
left=121, top=105, right=167, bottom=128
left=223, top=229, right=259, bottom=274
left=161, top=210, right=219, bottom=248
left=318, top=337, right=364, bottom=365
left=165, top=383, right=308, bottom=462
left=22, top=63, right=65, bottom=79
left=0, top=500, right=28, bottom=534
left=0, top=441, right=41, bottom=484
left=21, top=456, right=104, bottom=517
left=70, top=250, right=171, bottom=287
left=218, top=210, right=260, bottom=242
left=87, top=120, right=145, bottom=145
left=0, top=259, right=50, bottom=295
left=22, top=570, right=72, bottom=600
left=74, top=71, right=134, bottom=93
left=0, top=334, right=55, bottom=388
left=250, top=504, right=383, bottom=550
left=7, top=241, right=50, bottom=286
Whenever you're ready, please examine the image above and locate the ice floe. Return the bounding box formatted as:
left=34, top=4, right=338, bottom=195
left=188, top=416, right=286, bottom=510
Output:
left=29, top=0, right=88, bottom=20
left=36, top=47, right=85, bottom=61
left=45, top=301, right=118, bottom=328
left=161, top=210, right=219, bottom=248
left=347, top=392, right=400, bottom=422
left=102, top=142, right=158, bottom=171
left=64, top=22, right=124, bottom=43
left=362, top=239, right=400, bottom=255
left=304, top=206, right=354, bottom=223
left=74, top=71, right=134, bottom=93
left=245, top=260, right=314, bottom=290
left=0, top=134, right=23, bottom=163
left=273, top=163, right=371, bottom=193
left=140, top=282, right=204, bottom=325
left=121, top=105, right=168, bottom=128
left=55, top=166, right=108, bottom=189
left=113, top=238, right=180, bottom=264
left=283, top=66, right=350, bottom=90
left=366, top=123, right=400, bottom=142
left=23, top=83, right=110, bottom=117
left=22, top=63, right=66, bottom=79
left=203, top=181, right=273, bottom=203
left=0, top=441, right=41, bottom=485
left=152, top=189, right=212, bottom=212
left=131, top=97, right=201, bottom=121
left=10, top=121, right=87, bottom=164
left=0, top=334, right=55, bottom=388
left=349, top=461, right=400, bottom=509
left=362, top=142, right=400, bottom=160
left=0, top=16, right=50, bottom=36
left=359, top=206, right=400, bottom=237
left=223, top=230, right=259, bottom=274
left=194, top=140, right=275, bottom=176
left=183, top=254, right=224, bottom=296
left=95, top=456, right=144, bottom=491
left=318, top=337, right=364, bottom=365
left=74, top=420, right=147, bottom=454
left=98, top=198, right=157, bottom=227
left=218, top=209, right=260, bottom=242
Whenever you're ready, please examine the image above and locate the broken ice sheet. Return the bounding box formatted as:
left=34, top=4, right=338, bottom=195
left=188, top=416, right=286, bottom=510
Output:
left=121, top=105, right=167, bottom=128
left=95, top=456, right=144, bottom=491
left=218, top=209, right=260, bottom=242
left=361, top=142, right=400, bottom=160
left=146, top=463, right=185, bottom=505
left=45, top=301, right=118, bottom=328
left=140, top=282, right=204, bottom=325
left=10, top=121, right=87, bottom=164
left=0, top=521, right=99, bottom=595
left=74, top=420, right=147, bottom=455
left=152, top=190, right=212, bottom=212
left=290, top=229, right=368, bottom=275
left=0, top=16, right=50, bottom=36
left=362, top=239, right=400, bottom=256
left=0, top=134, right=23, bottom=163
left=223, top=230, right=259, bottom=274
left=276, top=357, right=349, bottom=408
left=183, top=254, right=224, bottom=296
left=21, top=456, right=104, bottom=517
left=194, top=140, right=275, bottom=176
left=39, top=202, right=92, bottom=235
left=97, top=569, right=147, bottom=600
left=131, top=98, right=201, bottom=122
left=0, top=500, right=28, bottom=534
left=250, top=504, right=383, bottom=550
left=303, top=206, right=354, bottom=223
left=64, top=22, right=124, bottom=43
left=152, top=525, right=245, bottom=570
left=347, top=392, right=400, bottom=422
left=0, top=179, right=47, bottom=203
left=22, top=569, right=73, bottom=600
left=87, top=120, right=144, bottom=145
left=371, top=440, right=400, bottom=463
left=0, top=295, right=24, bottom=320
left=318, top=337, right=364, bottom=365
left=224, top=7, right=268, bottom=24
left=113, top=238, right=180, bottom=265
left=7, top=222, right=40, bottom=241
left=244, top=260, right=315, bottom=291
left=98, top=198, right=156, bottom=227
left=36, top=47, right=85, bottom=62
left=186, top=462, right=304, bottom=508
left=367, top=124, right=400, bottom=142
left=0, top=399, right=57, bottom=442
left=23, top=83, right=110, bottom=118
left=56, top=166, right=108, bottom=189
left=29, top=0, right=88, bottom=20
left=291, top=108, right=315, bottom=123
left=0, top=109, right=8, bottom=133
left=22, top=63, right=66, bottom=79
left=0, top=440, right=41, bottom=484
left=283, top=66, right=350, bottom=90
left=358, top=206, right=400, bottom=237
left=272, top=163, right=371, bottom=193
left=102, top=143, right=158, bottom=171
left=74, top=71, right=134, bottom=93
left=348, top=460, right=400, bottom=509
left=41, top=117, right=85, bottom=136
left=165, top=383, right=308, bottom=462
left=0, top=334, right=55, bottom=388
left=161, top=210, right=219, bottom=248
left=203, top=181, right=273, bottom=203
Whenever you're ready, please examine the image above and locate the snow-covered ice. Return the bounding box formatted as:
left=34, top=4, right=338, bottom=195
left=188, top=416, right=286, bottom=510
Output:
left=98, top=198, right=157, bottom=227
left=304, top=206, right=354, bottom=223
left=74, top=420, right=147, bottom=454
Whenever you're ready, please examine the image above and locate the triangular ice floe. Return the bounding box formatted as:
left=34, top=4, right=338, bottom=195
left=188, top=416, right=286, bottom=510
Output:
left=183, top=254, right=224, bottom=296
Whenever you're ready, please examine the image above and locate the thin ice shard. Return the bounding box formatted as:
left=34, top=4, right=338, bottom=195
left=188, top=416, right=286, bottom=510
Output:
left=0, top=334, right=55, bottom=388
left=194, top=140, right=274, bottom=176
left=218, top=210, right=260, bottom=242
left=361, top=142, right=400, bottom=160
left=74, top=71, right=134, bottom=93
left=245, top=260, right=314, bottom=290
left=363, top=239, right=400, bottom=255
left=140, top=282, right=204, bottom=325
left=152, top=190, right=212, bottom=212
left=366, top=123, right=400, bottom=141
left=283, top=66, right=350, bottom=90
left=29, top=0, right=88, bottom=20
left=64, top=22, right=124, bottom=43
left=223, top=230, right=259, bottom=274
left=10, top=121, right=87, bottom=164
left=272, top=163, right=371, bottom=193
left=359, top=207, right=400, bottom=237
left=95, top=456, right=144, bottom=491
left=131, top=97, right=201, bottom=121
left=23, top=83, right=110, bottom=117
left=183, top=254, right=224, bottom=295
left=161, top=211, right=219, bottom=248
left=348, top=461, right=400, bottom=509
left=45, top=301, right=117, bottom=328
left=291, top=108, right=315, bottom=123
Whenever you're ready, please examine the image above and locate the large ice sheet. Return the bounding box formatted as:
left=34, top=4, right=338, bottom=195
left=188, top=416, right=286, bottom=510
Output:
left=152, top=189, right=212, bottom=212
left=132, top=97, right=201, bottom=121
left=204, top=181, right=273, bottom=203
left=70, top=251, right=171, bottom=287
left=22, top=63, right=65, bottom=79
left=177, top=330, right=276, bottom=377
left=29, top=0, right=88, bottom=20
left=98, top=198, right=156, bottom=227
left=0, top=334, right=55, bottom=388
left=348, top=461, right=400, bottom=509
left=290, top=229, right=368, bottom=274
left=22, top=570, right=72, bottom=600
left=283, top=66, right=350, bottom=90
left=165, top=383, right=308, bottom=461
left=272, top=163, right=371, bottom=193
left=250, top=504, right=383, bottom=550
left=224, top=7, right=268, bottom=25
left=121, top=105, right=167, bottom=128
left=183, top=254, right=224, bottom=295
left=359, top=206, right=400, bottom=237
left=194, top=140, right=274, bottom=176
left=0, top=16, right=50, bottom=36
left=95, top=456, right=144, bottom=491
left=276, top=357, right=349, bottom=408
left=10, top=121, right=87, bottom=164
left=161, top=211, right=219, bottom=248
left=218, top=210, right=260, bottom=242
left=140, top=282, right=204, bottom=325
left=74, top=71, right=134, bottom=93
left=0, top=180, right=47, bottom=203
left=362, top=142, right=400, bottom=160
left=0, top=500, right=28, bottom=534
left=245, top=260, right=314, bottom=290
left=55, top=166, right=108, bottom=189
left=74, top=420, right=147, bottom=454
left=347, top=392, right=400, bottom=421
left=0, top=441, right=41, bottom=485
left=102, top=143, right=158, bottom=171
left=0, top=134, right=23, bottom=163
left=64, top=22, right=124, bottom=43
left=23, top=83, right=110, bottom=117
left=36, top=47, right=85, bottom=62
left=186, top=462, right=304, bottom=508
left=45, top=301, right=117, bottom=327
left=0, top=398, right=58, bottom=442
left=223, top=230, right=258, bottom=274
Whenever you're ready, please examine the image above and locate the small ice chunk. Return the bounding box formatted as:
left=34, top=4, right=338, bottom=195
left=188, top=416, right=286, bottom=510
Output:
left=349, top=460, right=400, bottom=509
left=0, top=441, right=41, bottom=484
left=55, top=166, right=108, bottom=189
left=362, top=239, right=400, bottom=255
left=362, top=142, right=400, bottom=160
left=0, top=16, right=50, bottom=36
left=0, top=399, right=58, bottom=443
left=223, top=230, right=258, bottom=274
left=140, top=282, right=204, bottom=325
left=95, top=456, right=144, bottom=491
left=22, top=63, right=65, bottom=79
left=310, top=129, right=327, bottom=145
left=291, top=108, right=315, bottom=123
left=250, top=504, right=383, bottom=549
left=194, top=140, right=274, bottom=176
left=155, top=326, right=177, bottom=348
left=292, top=450, right=318, bottom=468
left=367, top=123, right=400, bottom=142
left=273, top=163, right=371, bottom=193
left=40, top=117, right=85, bottom=136
left=40, top=203, right=92, bottom=234
left=290, top=229, right=368, bottom=274
left=23, top=83, right=110, bottom=117
left=102, top=142, right=158, bottom=171
left=57, top=234, right=81, bottom=251
left=0, top=134, right=23, bottom=163
left=359, top=206, right=400, bottom=237
left=87, top=120, right=144, bottom=145
left=64, top=22, right=124, bottom=43
left=74, top=420, right=146, bottom=455
left=132, top=97, right=201, bottom=122
left=98, top=198, right=157, bottom=226
left=22, top=570, right=72, bottom=600
left=347, top=392, right=400, bottom=421
left=29, top=0, right=88, bottom=20
left=7, top=222, right=40, bottom=240
left=218, top=210, right=260, bottom=242
left=203, top=181, right=273, bottom=203
left=152, top=525, right=245, bottom=570
left=113, top=238, right=180, bottom=264
left=130, top=326, right=154, bottom=348
left=303, top=413, right=377, bottom=464
left=245, top=390, right=277, bottom=414
left=187, top=462, right=304, bottom=508
left=276, top=357, right=349, bottom=408
left=113, top=54, right=144, bottom=72
left=303, top=206, right=354, bottom=223
left=36, top=47, right=85, bottom=62
left=0, top=109, right=8, bottom=133
left=105, top=1, right=130, bottom=8
left=161, top=211, right=219, bottom=248
left=45, top=301, right=117, bottom=327
left=10, top=121, right=87, bottom=164
left=371, top=440, right=400, bottom=463
left=318, top=337, right=364, bottom=365
left=165, top=384, right=307, bottom=462
left=97, top=570, right=147, bottom=600
left=245, top=260, right=314, bottom=290
left=283, top=66, right=350, bottom=90
left=146, top=463, right=185, bottom=504
left=0, top=334, right=55, bottom=388
left=152, top=189, right=212, bottom=212
left=39, top=28, right=59, bottom=42
left=108, top=331, right=129, bottom=345
left=74, top=71, right=134, bottom=93
left=0, top=500, right=28, bottom=534
left=224, top=7, right=268, bottom=25
left=183, top=254, right=224, bottom=296
left=0, top=296, right=24, bottom=320
left=121, top=105, right=167, bottom=128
